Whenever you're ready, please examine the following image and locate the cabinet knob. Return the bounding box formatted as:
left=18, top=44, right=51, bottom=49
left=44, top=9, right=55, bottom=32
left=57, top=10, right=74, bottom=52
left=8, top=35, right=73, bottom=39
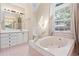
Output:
left=9, top=44, right=11, bottom=46
left=9, top=34, right=10, bottom=36
left=9, top=41, right=11, bottom=43
left=9, top=38, right=11, bottom=39
left=23, top=33, right=24, bottom=34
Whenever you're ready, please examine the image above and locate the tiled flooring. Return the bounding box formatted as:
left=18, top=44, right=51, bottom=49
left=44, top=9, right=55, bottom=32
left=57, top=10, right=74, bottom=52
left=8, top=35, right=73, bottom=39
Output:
left=0, top=43, right=78, bottom=56
left=0, top=43, right=29, bottom=56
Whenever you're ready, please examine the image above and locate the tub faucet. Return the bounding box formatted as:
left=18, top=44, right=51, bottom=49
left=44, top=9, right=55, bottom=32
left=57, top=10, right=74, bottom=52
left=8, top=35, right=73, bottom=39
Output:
left=33, top=35, right=35, bottom=40
left=59, top=38, right=61, bottom=40
left=50, top=32, right=53, bottom=36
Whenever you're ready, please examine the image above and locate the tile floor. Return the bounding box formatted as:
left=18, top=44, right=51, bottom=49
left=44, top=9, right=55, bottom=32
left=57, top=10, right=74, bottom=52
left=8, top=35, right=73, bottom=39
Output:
left=0, top=43, right=78, bottom=56
left=0, top=43, right=29, bottom=56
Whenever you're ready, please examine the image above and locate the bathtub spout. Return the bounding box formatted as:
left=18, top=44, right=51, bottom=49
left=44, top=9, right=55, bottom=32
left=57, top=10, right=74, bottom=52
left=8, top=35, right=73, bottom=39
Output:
left=50, top=32, right=53, bottom=36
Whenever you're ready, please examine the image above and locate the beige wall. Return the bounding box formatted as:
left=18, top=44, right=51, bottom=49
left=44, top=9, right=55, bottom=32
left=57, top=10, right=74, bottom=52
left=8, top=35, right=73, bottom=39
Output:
left=22, top=4, right=37, bottom=40
left=23, top=3, right=50, bottom=39
left=23, top=4, right=37, bottom=30
left=34, top=3, right=50, bottom=37
left=1, top=3, right=24, bottom=13
left=20, top=3, right=50, bottom=39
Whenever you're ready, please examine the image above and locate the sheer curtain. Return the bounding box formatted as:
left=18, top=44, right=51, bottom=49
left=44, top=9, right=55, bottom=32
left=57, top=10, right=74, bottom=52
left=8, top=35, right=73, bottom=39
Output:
left=74, top=4, right=79, bottom=53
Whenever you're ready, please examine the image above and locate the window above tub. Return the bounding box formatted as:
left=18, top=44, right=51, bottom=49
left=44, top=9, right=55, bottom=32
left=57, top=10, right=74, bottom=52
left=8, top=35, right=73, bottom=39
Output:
left=54, top=3, right=72, bottom=32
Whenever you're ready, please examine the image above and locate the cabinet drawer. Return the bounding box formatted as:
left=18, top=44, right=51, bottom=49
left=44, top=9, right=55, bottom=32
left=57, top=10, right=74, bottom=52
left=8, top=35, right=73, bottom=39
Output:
left=9, top=33, right=17, bottom=37
left=1, top=37, right=9, bottom=40
left=9, top=36, right=23, bottom=41
left=1, top=33, right=9, bottom=38
left=23, top=32, right=28, bottom=42
left=9, top=32, right=22, bottom=37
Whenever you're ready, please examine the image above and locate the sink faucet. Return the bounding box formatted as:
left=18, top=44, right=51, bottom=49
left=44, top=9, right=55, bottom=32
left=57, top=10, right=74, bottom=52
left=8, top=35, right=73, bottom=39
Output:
left=33, top=34, right=38, bottom=42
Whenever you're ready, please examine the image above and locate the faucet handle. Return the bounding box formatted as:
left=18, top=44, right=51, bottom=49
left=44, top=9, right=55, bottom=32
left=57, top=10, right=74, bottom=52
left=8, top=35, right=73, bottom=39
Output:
left=33, top=34, right=38, bottom=40
left=50, top=32, right=53, bottom=36
left=33, top=35, right=35, bottom=40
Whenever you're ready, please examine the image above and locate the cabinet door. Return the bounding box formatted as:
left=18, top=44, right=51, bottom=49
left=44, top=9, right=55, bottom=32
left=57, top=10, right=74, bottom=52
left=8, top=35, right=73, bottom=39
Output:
left=1, top=33, right=9, bottom=38
left=1, top=33, right=10, bottom=48
left=1, top=43, right=9, bottom=48
left=9, top=32, right=17, bottom=38
left=9, top=32, right=23, bottom=45
left=23, top=32, right=28, bottom=43
left=1, top=38, right=9, bottom=48
left=16, top=32, right=24, bottom=44
left=1, top=37, right=9, bottom=45
left=9, top=33, right=18, bottom=46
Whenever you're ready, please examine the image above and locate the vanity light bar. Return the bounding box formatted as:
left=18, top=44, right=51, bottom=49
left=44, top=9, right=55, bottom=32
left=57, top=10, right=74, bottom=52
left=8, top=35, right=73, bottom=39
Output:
left=3, top=8, right=24, bottom=15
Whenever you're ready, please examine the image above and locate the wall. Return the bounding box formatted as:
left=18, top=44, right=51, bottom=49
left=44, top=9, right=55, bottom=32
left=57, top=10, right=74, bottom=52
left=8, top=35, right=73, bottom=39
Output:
left=1, top=3, right=24, bottom=13
left=22, top=3, right=50, bottom=39
left=34, top=3, right=50, bottom=37
left=22, top=4, right=37, bottom=40
left=19, top=3, right=50, bottom=40
left=23, top=4, right=37, bottom=30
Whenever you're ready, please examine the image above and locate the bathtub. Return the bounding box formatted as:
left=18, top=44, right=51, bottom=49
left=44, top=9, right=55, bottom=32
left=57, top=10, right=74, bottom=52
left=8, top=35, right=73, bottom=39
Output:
left=29, top=36, right=75, bottom=56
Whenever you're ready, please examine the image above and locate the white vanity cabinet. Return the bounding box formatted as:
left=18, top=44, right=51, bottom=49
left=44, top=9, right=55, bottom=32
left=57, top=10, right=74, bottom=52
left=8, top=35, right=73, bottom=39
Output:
left=1, top=33, right=9, bottom=48
left=0, top=31, right=29, bottom=48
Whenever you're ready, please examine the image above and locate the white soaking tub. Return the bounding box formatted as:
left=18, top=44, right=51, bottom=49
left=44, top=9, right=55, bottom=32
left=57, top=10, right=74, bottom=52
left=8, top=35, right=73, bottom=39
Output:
left=29, top=36, right=75, bottom=56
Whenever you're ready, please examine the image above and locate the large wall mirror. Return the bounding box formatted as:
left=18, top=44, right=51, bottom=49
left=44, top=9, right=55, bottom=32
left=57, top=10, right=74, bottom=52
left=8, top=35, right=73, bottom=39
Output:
left=3, top=11, right=23, bottom=30
left=0, top=3, right=24, bottom=30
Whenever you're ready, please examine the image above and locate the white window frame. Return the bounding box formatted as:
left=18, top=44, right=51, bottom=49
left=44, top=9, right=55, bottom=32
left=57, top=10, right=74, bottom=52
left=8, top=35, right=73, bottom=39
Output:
left=53, top=3, right=73, bottom=33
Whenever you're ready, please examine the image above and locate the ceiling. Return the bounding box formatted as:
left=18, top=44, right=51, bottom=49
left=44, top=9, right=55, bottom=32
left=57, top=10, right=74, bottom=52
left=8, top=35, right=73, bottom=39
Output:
left=31, top=3, right=40, bottom=12
left=12, top=3, right=40, bottom=12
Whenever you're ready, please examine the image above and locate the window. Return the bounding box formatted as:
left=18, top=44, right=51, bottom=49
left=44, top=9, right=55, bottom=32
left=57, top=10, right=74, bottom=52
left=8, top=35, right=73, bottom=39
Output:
left=54, top=4, right=71, bottom=32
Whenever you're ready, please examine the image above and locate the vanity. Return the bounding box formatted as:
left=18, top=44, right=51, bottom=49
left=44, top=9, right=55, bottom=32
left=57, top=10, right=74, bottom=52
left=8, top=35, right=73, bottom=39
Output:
left=0, top=4, right=29, bottom=49
left=0, top=30, right=29, bottom=48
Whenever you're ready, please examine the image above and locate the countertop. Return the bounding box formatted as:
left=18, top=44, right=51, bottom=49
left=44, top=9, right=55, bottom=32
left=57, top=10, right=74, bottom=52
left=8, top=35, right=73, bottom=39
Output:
left=0, top=29, right=29, bottom=33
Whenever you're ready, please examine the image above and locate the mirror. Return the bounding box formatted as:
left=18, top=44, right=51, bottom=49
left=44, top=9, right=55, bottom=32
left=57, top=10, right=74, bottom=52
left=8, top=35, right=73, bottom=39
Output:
left=3, top=11, right=23, bottom=30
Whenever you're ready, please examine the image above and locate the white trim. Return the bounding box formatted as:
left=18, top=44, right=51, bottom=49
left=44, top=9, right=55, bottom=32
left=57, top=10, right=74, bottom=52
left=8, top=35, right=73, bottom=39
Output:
left=51, top=4, right=75, bottom=39
left=54, top=4, right=72, bottom=32
left=56, top=3, right=71, bottom=10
